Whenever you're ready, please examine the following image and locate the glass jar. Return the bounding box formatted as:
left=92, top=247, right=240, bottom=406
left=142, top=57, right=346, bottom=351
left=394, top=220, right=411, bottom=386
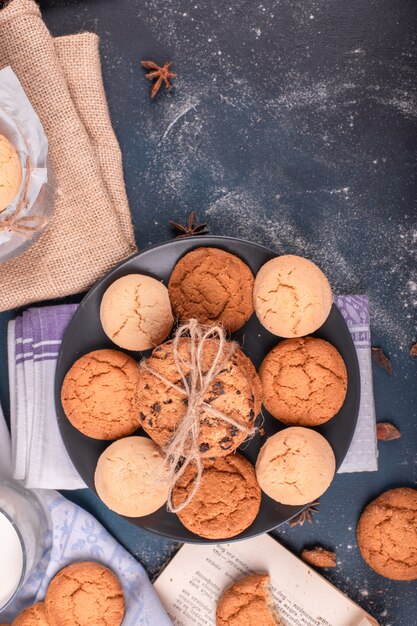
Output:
left=0, top=481, right=50, bottom=611
left=0, top=66, right=54, bottom=264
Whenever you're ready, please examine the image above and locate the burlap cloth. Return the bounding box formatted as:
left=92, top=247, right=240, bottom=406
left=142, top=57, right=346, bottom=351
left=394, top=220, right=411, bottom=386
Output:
left=0, top=0, right=137, bottom=311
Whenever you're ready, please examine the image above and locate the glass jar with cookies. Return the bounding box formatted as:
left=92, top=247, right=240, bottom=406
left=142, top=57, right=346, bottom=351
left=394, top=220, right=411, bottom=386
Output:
left=0, top=67, right=54, bottom=263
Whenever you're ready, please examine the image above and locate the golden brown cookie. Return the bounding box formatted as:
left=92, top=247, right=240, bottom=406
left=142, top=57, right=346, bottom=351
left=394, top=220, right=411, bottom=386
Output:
left=173, top=453, right=261, bottom=539
left=216, top=575, right=280, bottom=626
left=357, top=487, right=417, bottom=580
left=137, top=338, right=262, bottom=458
left=168, top=247, right=255, bottom=332
left=12, top=603, right=49, bottom=626
left=260, top=337, right=347, bottom=426
left=0, top=135, right=22, bottom=213
left=45, top=562, right=124, bottom=626
left=61, top=349, right=141, bottom=440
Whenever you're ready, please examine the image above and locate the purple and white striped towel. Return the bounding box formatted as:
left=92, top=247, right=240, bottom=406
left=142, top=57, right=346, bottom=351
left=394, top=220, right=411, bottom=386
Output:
left=8, top=305, right=83, bottom=489
left=7, top=298, right=377, bottom=490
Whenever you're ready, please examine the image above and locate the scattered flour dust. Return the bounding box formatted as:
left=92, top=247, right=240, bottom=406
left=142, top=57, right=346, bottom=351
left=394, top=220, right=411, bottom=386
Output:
left=206, top=188, right=417, bottom=348
left=137, top=0, right=417, bottom=349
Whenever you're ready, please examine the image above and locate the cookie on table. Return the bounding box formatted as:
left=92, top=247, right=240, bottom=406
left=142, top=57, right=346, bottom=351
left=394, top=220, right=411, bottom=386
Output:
left=168, top=247, right=255, bottom=332
left=260, top=337, right=347, bottom=426
left=95, top=436, right=169, bottom=517
left=173, top=453, right=261, bottom=539
left=253, top=255, right=332, bottom=338
left=12, top=603, right=48, bottom=626
left=61, top=349, right=140, bottom=440
left=256, top=427, right=335, bottom=505
left=100, top=274, right=173, bottom=351
left=45, top=562, right=124, bottom=626
left=0, top=135, right=22, bottom=213
left=137, top=338, right=262, bottom=458
left=357, top=487, right=417, bottom=580
left=216, top=574, right=281, bottom=626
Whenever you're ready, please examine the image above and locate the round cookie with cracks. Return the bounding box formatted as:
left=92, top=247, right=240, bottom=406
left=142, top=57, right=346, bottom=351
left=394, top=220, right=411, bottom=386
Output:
left=357, top=487, right=417, bottom=580
left=100, top=273, right=173, bottom=351
left=216, top=575, right=280, bottom=626
left=12, top=603, right=49, bottom=626
left=45, top=562, right=125, bottom=626
left=256, top=427, right=336, bottom=506
left=168, top=247, right=255, bottom=332
left=94, top=436, right=169, bottom=517
left=136, top=338, right=262, bottom=458
left=260, top=337, right=347, bottom=426
left=253, top=255, right=332, bottom=338
left=173, top=453, right=261, bottom=539
left=61, top=349, right=141, bottom=440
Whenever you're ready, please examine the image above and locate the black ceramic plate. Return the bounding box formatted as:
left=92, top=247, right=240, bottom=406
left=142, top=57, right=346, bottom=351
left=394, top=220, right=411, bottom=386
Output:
left=55, top=236, right=360, bottom=543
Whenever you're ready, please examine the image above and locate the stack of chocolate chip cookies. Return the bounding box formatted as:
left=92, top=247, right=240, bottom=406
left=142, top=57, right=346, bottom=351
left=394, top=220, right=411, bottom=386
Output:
left=60, top=245, right=349, bottom=540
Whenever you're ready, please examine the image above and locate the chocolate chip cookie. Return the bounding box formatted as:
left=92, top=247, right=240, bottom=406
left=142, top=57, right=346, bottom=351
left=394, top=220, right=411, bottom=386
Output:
left=260, top=337, right=347, bottom=426
left=137, top=338, right=262, bottom=457
left=168, top=247, right=254, bottom=332
left=173, top=454, right=261, bottom=539
left=357, top=487, right=417, bottom=580
left=61, top=349, right=141, bottom=440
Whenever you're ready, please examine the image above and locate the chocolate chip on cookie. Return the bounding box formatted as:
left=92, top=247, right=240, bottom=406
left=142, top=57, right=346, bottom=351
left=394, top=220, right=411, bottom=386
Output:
left=173, top=453, right=261, bottom=539
left=137, top=338, right=262, bottom=458
left=168, top=247, right=254, bottom=332
left=260, top=337, right=347, bottom=427
left=61, top=349, right=141, bottom=440
left=357, top=487, right=417, bottom=580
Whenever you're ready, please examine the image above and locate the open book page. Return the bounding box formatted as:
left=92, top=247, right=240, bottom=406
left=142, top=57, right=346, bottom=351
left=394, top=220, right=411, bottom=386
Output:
left=154, top=534, right=379, bottom=626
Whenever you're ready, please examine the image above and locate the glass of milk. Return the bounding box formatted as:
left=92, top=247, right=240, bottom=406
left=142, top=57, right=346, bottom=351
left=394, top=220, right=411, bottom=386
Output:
left=0, top=481, right=49, bottom=611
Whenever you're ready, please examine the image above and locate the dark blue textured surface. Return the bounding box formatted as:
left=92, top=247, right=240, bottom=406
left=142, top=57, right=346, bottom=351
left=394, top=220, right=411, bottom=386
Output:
left=0, top=0, right=416, bottom=623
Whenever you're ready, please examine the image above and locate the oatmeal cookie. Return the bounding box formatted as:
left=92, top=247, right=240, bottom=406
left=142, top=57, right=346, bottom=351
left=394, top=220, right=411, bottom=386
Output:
left=45, top=562, right=124, bottom=626
left=61, top=349, right=141, bottom=440
left=260, top=337, right=347, bottom=426
left=216, top=575, right=280, bottom=626
left=173, top=453, right=261, bottom=539
left=12, top=603, right=49, bottom=626
left=357, top=487, right=417, bottom=580
left=168, top=247, right=254, bottom=332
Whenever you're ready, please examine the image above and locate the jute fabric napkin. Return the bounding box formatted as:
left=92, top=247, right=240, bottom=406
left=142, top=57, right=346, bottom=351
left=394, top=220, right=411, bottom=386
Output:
left=0, top=0, right=137, bottom=311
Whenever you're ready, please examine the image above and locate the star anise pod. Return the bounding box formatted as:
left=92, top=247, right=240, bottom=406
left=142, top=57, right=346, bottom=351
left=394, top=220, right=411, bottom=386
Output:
left=288, top=501, right=320, bottom=528
left=141, top=60, right=176, bottom=98
left=169, top=211, right=209, bottom=238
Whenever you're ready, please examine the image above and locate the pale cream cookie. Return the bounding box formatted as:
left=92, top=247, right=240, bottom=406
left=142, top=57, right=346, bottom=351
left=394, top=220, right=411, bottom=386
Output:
left=100, top=274, right=173, bottom=351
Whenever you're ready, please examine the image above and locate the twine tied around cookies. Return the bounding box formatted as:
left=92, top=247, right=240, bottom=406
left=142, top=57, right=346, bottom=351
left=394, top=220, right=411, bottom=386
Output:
left=140, top=319, right=257, bottom=513
left=0, top=157, right=49, bottom=238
